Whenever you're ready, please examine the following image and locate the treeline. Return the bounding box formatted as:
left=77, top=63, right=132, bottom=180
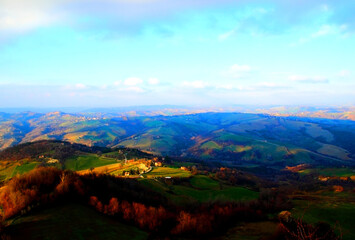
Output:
left=108, top=147, right=153, bottom=160
left=0, top=140, right=154, bottom=163
left=88, top=192, right=282, bottom=236
left=0, top=167, right=166, bottom=220
left=89, top=196, right=171, bottom=232
left=0, top=167, right=81, bottom=218
left=0, top=140, right=102, bottom=161
left=0, top=167, right=282, bottom=237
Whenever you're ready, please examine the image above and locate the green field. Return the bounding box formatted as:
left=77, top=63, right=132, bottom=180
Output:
left=144, top=167, right=191, bottom=178
left=172, top=184, right=259, bottom=203
left=185, top=175, right=259, bottom=203
left=110, top=162, right=144, bottom=176
left=291, top=192, right=355, bottom=240
left=6, top=204, right=148, bottom=240
left=140, top=175, right=259, bottom=204
left=0, top=164, right=17, bottom=181
left=190, top=175, right=220, bottom=190
left=201, top=141, right=223, bottom=150
left=299, top=167, right=355, bottom=177
left=318, top=168, right=355, bottom=177
left=0, top=162, right=40, bottom=181
left=64, top=154, right=118, bottom=171
left=118, top=136, right=177, bottom=155
left=216, top=133, right=252, bottom=143
left=11, top=162, right=40, bottom=177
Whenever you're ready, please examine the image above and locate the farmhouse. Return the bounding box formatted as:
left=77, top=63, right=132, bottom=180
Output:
left=47, top=159, right=59, bottom=164
left=154, top=162, right=162, bottom=167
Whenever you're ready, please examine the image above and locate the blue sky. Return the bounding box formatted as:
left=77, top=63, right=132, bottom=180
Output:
left=0, top=0, right=354, bottom=108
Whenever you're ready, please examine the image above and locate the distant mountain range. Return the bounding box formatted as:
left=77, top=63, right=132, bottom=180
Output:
left=0, top=110, right=354, bottom=168
left=1, top=105, right=354, bottom=120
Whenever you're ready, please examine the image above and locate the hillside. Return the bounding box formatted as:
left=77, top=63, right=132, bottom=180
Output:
left=0, top=112, right=355, bottom=168
left=5, top=204, right=148, bottom=240
left=0, top=140, right=353, bottom=240
left=0, top=140, right=153, bottom=182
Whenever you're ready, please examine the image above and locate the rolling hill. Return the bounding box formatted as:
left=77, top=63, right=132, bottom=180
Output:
left=0, top=140, right=153, bottom=182
left=0, top=112, right=354, bottom=168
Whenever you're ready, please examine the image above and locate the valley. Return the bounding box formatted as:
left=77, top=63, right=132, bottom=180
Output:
left=1, top=112, right=354, bottom=168
left=0, top=111, right=354, bottom=239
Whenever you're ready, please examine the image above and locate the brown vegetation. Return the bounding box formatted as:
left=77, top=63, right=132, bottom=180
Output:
left=285, top=164, right=311, bottom=173
left=276, top=218, right=340, bottom=240
left=89, top=196, right=169, bottom=230
left=0, top=167, right=84, bottom=219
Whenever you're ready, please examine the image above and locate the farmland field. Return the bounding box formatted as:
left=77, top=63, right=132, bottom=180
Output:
left=11, top=162, right=40, bottom=177
left=143, top=167, right=191, bottom=178
left=299, top=167, right=355, bottom=177
left=64, top=154, right=118, bottom=171
left=172, top=184, right=259, bottom=203
left=0, top=162, right=40, bottom=181
left=140, top=175, right=259, bottom=204
left=318, top=168, right=355, bottom=177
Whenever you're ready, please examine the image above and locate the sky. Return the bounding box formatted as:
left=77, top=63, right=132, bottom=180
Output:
left=0, top=0, right=354, bottom=108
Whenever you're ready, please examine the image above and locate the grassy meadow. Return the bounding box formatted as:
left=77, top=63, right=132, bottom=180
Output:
left=143, top=167, right=191, bottom=178
left=291, top=191, right=355, bottom=240
left=140, top=174, right=259, bottom=205
left=64, top=154, right=118, bottom=171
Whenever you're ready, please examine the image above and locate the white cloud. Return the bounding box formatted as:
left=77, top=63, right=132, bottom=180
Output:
left=289, top=75, right=329, bottom=83
left=62, top=83, right=88, bottom=90
left=215, top=84, right=234, bottom=90
left=254, top=82, right=289, bottom=89
left=0, top=0, right=64, bottom=33
left=218, top=29, right=235, bottom=41
left=291, top=24, right=348, bottom=46
left=123, top=86, right=145, bottom=92
left=229, top=64, right=251, bottom=72
left=223, top=64, right=252, bottom=79
left=182, top=81, right=209, bottom=89
left=123, top=77, right=143, bottom=86
left=320, top=4, right=329, bottom=12
left=338, top=70, right=350, bottom=77
left=148, top=78, right=159, bottom=85
left=75, top=83, right=86, bottom=89
left=311, top=25, right=334, bottom=38
left=0, top=0, right=240, bottom=35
